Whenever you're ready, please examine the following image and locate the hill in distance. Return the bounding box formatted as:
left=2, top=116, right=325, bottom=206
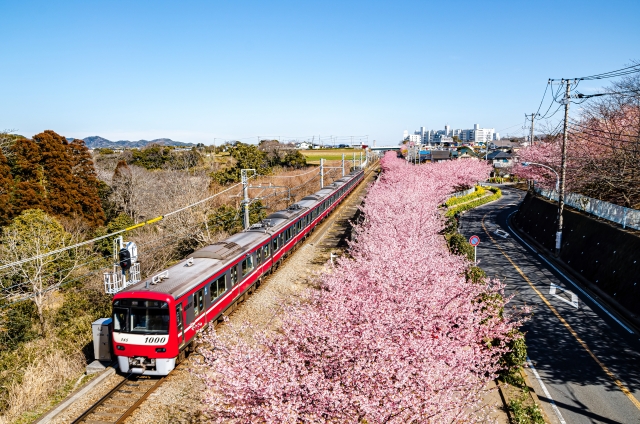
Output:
left=68, top=136, right=195, bottom=149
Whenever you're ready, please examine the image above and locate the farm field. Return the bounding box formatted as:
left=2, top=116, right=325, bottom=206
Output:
left=300, top=148, right=364, bottom=164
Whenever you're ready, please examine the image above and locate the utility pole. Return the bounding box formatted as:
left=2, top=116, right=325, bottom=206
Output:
left=320, top=158, right=324, bottom=189
left=241, top=169, right=256, bottom=229
left=360, top=151, right=363, bottom=169
left=525, top=112, right=539, bottom=146
left=556, top=80, right=571, bottom=255
left=342, top=153, right=345, bottom=176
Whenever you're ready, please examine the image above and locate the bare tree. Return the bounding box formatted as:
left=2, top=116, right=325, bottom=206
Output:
left=0, top=210, right=87, bottom=335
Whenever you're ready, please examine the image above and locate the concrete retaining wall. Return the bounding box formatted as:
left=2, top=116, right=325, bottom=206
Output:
left=514, top=192, right=640, bottom=318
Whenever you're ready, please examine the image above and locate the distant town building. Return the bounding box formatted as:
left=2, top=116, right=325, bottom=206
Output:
left=296, top=142, right=312, bottom=149
left=403, top=124, right=499, bottom=146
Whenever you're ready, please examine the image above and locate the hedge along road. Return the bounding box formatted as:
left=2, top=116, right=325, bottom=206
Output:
left=459, top=185, right=640, bottom=424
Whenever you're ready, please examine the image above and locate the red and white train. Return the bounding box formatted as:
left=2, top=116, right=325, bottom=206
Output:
left=111, top=169, right=365, bottom=375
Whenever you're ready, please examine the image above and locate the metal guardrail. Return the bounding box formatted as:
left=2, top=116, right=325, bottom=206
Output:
left=535, top=187, right=640, bottom=230
left=493, top=162, right=513, bottom=169
left=449, top=187, right=476, bottom=199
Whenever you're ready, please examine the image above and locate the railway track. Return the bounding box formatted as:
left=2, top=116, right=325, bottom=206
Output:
left=72, top=374, right=164, bottom=424
left=65, top=161, right=380, bottom=424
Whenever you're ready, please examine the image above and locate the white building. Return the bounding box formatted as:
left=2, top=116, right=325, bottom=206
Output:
left=403, top=124, right=499, bottom=146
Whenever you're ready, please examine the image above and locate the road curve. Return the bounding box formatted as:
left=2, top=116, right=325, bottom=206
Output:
left=460, top=185, right=640, bottom=424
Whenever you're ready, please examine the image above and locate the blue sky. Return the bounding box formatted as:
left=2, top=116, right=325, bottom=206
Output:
left=1, top=0, right=638, bottom=145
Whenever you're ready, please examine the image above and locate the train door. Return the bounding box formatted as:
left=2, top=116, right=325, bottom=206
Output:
left=195, top=288, right=206, bottom=329
left=176, top=303, right=185, bottom=348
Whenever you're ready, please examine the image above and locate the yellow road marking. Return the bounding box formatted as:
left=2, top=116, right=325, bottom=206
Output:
left=480, top=200, right=640, bottom=411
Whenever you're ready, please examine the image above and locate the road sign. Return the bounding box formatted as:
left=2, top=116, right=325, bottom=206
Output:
left=469, top=235, right=480, bottom=246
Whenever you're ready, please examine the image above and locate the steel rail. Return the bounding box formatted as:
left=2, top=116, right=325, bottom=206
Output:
left=72, top=374, right=165, bottom=424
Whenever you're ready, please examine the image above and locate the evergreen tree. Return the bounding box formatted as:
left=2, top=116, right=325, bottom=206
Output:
left=2, top=131, right=105, bottom=228
left=211, top=142, right=271, bottom=184
left=33, top=130, right=77, bottom=219
left=0, top=150, right=14, bottom=226
left=68, top=138, right=106, bottom=226
left=9, top=137, right=45, bottom=215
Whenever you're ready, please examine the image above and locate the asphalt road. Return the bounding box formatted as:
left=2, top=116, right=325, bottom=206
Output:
left=460, top=185, right=640, bottom=424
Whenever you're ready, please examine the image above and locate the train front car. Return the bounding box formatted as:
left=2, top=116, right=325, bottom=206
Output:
left=112, top=292, right=178, bottom=375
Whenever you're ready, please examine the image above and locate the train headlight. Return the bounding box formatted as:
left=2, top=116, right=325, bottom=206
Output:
left=155, top=348, right=166, bottom=353
left=116, top=345, right=125, bottom=351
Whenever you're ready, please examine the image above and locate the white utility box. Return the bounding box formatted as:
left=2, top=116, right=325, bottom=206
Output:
left=92, top=318, right=113, bottom=362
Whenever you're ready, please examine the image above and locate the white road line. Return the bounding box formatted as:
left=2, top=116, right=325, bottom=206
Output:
left=505, top=211, right=635, bottom=335
left=527, top=357, right=567, bottom=424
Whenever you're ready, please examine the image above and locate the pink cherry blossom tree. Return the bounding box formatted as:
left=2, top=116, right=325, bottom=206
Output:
left=513, top=83, right=640, bottom=208
left=197, top=154, right=523, bottom=423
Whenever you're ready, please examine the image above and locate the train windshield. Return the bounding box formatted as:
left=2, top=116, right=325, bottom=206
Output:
left=113, top=299, right=169, bottom=334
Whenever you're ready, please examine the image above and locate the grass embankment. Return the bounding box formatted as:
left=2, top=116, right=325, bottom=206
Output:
left=0, top=281, right=110, bottom=424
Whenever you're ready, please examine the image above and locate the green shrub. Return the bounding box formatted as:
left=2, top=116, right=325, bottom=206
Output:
left=501, top=330, right=528, bottom=371
left=55, top=283, right=112, bottom=353
left=95, top=148, right=115, bottom=155
left=446, top=232, right=475, bottom=262
left=94, top=213, right=136, bottom=257
left=0, top=301, right=39, bottom=351
left=509, top=397, right=545, bottom=424
left=465, top=266, right=486, bottom=284
left=445, top=186, right=501, bottom=217
left=445, top=186, right=486, bottom=207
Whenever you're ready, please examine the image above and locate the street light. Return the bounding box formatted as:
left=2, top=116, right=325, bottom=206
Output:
left=521, top=162, right=559, bottom=192
left=521, top=162, right=562, bottom=254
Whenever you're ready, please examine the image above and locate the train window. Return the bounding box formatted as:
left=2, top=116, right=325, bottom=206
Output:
left=297, top=220, right=302, bottom=231
left=272, top=237, right=279, bottom=252
left=194, top=289, right=204, bottom=316
left=113, top=308, right=128, bottom=332
left=130, top=303, right=169, bottom=334
left=114, top=300, right=170, bottom=334
left=263, top=243, right=270, bottom=258
left=211, top=275, right=226, bottom=299
left=231, top=266, right=238, bottom=285
left=242, top=256, right=254, bottom=276
left=176, top=304, right=183, bottom=334
left=256, top=249, right=262, bottom=265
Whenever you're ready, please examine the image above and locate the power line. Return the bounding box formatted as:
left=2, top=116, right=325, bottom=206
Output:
left=1, top=165, right=350, bottom=306
left=549, top=63, right=640, bottom=81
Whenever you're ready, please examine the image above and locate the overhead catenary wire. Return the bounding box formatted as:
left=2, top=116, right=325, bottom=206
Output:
left=0, top=165, right=352, bottom=306
left=0, top=180, right=247, bottom=272
left=0, top=163, right=324, bottom=273
left=0, top=165, right=342, bottom=279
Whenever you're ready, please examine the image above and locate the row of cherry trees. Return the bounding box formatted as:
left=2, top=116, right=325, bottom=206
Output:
left=198, top=154, right=524, bottom=423
left=514, top=75, right=640, bottom=209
